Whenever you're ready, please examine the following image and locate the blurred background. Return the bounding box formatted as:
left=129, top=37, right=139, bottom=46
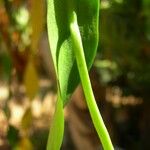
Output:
left=0, top=0, right=150, bottom=150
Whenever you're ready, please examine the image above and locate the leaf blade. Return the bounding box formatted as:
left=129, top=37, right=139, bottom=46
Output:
left=46, top=95, right=64, bottom=150
left=47, top=0, right=99, bottom=104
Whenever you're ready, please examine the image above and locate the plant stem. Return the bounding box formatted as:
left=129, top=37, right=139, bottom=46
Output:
left=69, top=11, right=114, bottom=150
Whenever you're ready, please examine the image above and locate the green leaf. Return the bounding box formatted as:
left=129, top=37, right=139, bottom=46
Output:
left=46, top=95, right=64, bottom=150
left=47, top=0, right=99, bottom=149
left=47, top=0, right=99, bottom=105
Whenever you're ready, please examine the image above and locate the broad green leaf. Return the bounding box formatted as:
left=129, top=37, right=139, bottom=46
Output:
left=47, top=0, right=99, bottom=149
left=46, top=95, right=64, bottom=150
left=47, top=0, right=99, bottom=105
left=24, top=59, right=39, bottom=100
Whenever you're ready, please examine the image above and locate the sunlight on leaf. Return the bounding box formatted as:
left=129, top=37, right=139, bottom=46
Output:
left=15, top=7, right=29, bottom=29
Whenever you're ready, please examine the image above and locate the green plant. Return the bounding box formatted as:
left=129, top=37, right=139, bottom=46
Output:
left=46, top=0, right=114, bottom=150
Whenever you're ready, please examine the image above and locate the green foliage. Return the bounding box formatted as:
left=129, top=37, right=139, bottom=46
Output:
left=47, top=0, right=99, bottom=105
left=47, top=0, right=113, bottom=150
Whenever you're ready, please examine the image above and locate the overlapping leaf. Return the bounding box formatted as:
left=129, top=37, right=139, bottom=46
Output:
left=47, top=0, right=99, bottom=105
left=47, top=1, right=99, bottom=149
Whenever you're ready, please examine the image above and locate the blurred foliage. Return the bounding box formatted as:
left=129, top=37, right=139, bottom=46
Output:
left=0, top=0, right=45, bottom=149
left=24, top=59, right=39, bottom=100
left=96, top=0, right=150, bottom=97
left=7, top=125, right=19, bottom=148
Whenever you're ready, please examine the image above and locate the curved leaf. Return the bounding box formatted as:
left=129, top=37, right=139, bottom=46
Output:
left=47, top=0, right=99, bottom=105
left=47, top=0, right=99, bottom=149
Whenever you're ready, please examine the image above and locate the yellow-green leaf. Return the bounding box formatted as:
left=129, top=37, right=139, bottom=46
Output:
left=24, top=59, right=39, bottom=100
left=47, top=94, right=64, bottom=150
left=21, top=107, right=32, bottom=130
left=14, top=137, right=33, bottom=150
left=30, top=0, right=45, bottom=53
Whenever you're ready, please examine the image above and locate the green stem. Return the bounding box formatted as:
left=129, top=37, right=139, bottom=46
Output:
left=69, top=11, right=114, bottom=150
